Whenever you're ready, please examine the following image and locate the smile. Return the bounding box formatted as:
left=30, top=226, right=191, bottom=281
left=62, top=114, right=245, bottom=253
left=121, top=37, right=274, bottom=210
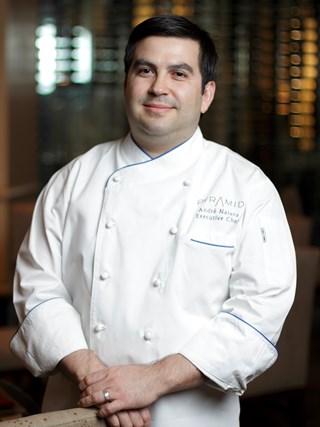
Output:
left=143, top=103, right=174, bottom=112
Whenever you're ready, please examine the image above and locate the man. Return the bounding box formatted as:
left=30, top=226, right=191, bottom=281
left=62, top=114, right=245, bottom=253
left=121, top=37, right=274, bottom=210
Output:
left=11, top=15, right=296, bottom=427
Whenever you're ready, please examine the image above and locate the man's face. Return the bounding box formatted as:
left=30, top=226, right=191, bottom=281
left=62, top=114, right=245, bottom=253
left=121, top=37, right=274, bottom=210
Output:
left=124, top=36, right=215, bottom=155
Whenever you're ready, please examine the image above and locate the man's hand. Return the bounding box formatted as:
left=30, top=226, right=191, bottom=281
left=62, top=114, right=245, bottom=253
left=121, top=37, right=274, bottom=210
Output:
left=58, top=349, right=150, bottom=426
left=77, top=353, right=203, bottom=418
left=78, top=363, right=159, bottom=415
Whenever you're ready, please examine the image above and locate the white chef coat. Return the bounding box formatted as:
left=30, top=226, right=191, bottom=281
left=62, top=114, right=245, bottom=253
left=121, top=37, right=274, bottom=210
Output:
left=11, top=127, right=296, bottom=426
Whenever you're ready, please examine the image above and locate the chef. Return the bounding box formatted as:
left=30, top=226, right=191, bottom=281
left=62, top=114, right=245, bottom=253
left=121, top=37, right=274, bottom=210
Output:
left=11, top=15, right=296, bottom=427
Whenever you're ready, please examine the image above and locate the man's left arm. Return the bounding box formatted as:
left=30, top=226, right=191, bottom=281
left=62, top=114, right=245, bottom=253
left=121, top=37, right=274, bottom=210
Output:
left=179, top=178, right=296, bottom=395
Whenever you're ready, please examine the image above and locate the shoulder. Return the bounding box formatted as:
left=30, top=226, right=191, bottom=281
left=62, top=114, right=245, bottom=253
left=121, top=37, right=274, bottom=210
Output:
left=40, top=137, right=124, bottom=203
left=203, top=139, right=264, bottom=177
left=201, top=138, right=278, bottom=197
left=47, top=138, right=122, bottom=184
left=71, top=138, right=122, bottom=168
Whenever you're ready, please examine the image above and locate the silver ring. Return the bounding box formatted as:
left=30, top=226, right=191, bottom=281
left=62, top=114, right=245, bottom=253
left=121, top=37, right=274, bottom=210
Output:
left=103, top=389, right=110, bottom=403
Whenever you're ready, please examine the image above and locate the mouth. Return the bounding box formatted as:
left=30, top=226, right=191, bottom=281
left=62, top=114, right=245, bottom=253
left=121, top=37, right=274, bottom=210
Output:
left=143, top=103, right=174, bottom=113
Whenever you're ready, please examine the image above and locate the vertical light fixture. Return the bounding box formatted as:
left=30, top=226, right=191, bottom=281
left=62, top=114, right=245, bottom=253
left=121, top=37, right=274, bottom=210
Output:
left=276, top=5, right=318, bottom=152
left=35, top=22, right=57, bottom=95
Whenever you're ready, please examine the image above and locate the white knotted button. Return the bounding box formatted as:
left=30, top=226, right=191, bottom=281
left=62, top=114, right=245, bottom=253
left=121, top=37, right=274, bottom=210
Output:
left=105, top=220, right=115, bottom=229
left=153, top=278, right=162, bottom=288
left=169, top=226, right=178, bottom=235
left=94, top=323, right=106, bottom=333
left=183, top=180, right=191, bottom=187
left=100, top=271, right=110, bottom=280
left=143, top=330, right=152, bottom=341
left=113, top=175, right=122, bottom=183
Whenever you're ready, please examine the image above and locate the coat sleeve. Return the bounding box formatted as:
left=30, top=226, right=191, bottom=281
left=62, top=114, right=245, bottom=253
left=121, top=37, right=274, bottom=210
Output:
left=180, top=175, right=296, bottom=395
left=10, top=162, right=89, bottom=377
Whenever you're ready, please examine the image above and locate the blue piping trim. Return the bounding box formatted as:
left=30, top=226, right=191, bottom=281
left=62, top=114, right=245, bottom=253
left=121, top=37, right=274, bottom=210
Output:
left=190, top=239, right=235, bottom=249
left=227, top=312, right=278, bottom=352
left=19, top=297, right=64, bottom=327
left=132, top=138, right=154, bottom=159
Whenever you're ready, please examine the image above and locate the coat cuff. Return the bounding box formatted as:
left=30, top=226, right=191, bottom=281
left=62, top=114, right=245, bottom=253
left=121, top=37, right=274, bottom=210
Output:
left=10, top=298, right=88, bottom=377
left=180, top=312, right=278, bottom=395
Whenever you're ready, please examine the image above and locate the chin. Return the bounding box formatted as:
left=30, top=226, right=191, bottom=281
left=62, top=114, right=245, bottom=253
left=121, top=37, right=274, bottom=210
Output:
left=142, top=123, right=174, bottom=136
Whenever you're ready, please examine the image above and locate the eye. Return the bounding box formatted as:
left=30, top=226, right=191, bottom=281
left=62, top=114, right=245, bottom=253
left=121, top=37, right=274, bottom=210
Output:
left=138, top=67, right=153, bottom=76
left=173, top=70, right=188, bottom=80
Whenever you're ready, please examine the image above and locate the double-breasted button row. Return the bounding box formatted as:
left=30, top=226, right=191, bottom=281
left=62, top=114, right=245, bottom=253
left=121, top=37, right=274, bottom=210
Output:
left=94, top=172, right=190, bottom=343
left=93, top=324, right=155, bottom=343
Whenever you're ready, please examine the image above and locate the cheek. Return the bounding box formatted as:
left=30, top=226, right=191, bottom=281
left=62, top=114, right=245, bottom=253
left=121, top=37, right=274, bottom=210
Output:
left=178, top=86, right=202, bottom=104
left=182, top=92, right=203, bottom=114
left=126, top=82, right=148, bottom=105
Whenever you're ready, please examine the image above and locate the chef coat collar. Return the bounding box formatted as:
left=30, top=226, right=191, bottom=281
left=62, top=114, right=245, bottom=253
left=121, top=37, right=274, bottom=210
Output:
left=119, top=127, right=205, bottom=169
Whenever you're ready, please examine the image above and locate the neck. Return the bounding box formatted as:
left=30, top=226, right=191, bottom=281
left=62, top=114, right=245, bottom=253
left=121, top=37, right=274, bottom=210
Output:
left=133, top=137, right=188, bottom=159
left=131, top=128, right=197, bottom=158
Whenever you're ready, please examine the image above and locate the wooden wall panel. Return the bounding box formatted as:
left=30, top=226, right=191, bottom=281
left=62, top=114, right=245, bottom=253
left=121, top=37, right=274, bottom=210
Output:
left=0, top=0, right=38, bottom=298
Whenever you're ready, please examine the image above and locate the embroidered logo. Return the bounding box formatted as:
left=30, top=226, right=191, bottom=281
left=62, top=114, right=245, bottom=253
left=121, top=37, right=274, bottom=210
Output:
left=196, top=195, right=245, bottom=224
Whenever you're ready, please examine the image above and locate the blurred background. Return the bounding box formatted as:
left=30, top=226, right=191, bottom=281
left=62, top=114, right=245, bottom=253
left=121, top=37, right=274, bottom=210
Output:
left=0, top=0, right=319, bottom=425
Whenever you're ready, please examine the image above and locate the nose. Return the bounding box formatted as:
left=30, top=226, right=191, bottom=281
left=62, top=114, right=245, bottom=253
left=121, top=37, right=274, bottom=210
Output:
left=148, top=73, right=168, bottom=96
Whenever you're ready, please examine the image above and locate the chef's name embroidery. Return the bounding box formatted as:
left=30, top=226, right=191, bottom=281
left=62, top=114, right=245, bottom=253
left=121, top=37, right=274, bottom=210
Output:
left=196, top=196, right=245, bottom=224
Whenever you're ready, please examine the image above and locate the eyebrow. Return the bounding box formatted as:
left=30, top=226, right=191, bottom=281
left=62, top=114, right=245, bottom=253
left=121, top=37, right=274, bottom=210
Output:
left=133, top=59, right=194, bottom=74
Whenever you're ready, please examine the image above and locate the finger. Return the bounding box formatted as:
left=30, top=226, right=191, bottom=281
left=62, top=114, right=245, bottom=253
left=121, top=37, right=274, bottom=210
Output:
left=79, top=368, right=107, bottom=391
left=139, top=408, right=151, bottom=426
left=106, top=414, right=120, bottom=427
left=115, top=411, right=133, bottom=427
left=80, top=380, right=107, bottom=398
left=97, top=400, right=123, bottom=418
left=78, top=389, right=109, bottom=408
left=126, top=410, right=146, bottom=427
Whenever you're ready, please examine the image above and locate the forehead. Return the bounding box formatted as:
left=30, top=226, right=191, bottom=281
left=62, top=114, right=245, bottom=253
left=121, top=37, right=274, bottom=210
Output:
left=133, top=36, right=201, bottom=66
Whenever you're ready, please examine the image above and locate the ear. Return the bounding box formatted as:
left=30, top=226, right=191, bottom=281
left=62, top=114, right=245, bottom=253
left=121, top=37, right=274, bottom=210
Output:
left=201, top=81, right=216, bottom=114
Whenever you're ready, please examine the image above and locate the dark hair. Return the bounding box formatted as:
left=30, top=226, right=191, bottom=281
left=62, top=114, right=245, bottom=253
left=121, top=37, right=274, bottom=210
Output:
left=124, top=15, right=218, bottom=91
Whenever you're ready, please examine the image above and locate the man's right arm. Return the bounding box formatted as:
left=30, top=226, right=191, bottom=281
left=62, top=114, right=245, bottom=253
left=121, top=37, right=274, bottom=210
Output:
left=57, top=349, right=106, bottom=383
